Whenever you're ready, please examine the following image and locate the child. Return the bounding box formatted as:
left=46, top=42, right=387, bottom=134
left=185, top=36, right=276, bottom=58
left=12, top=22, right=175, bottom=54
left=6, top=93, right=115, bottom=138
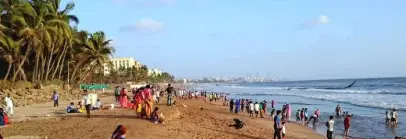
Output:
left=296, top=109, right=300, bottom=121
left=67, top=102, right=78, bottom=113
left=112, top=125, right=127, bottom=139
left=93, top=99, right=102, bottom=110
left=150, top=107, right=160, bottom=123
left=0, top=108, right=10, bottom=126
left=282, top=122, right=286, bottom=139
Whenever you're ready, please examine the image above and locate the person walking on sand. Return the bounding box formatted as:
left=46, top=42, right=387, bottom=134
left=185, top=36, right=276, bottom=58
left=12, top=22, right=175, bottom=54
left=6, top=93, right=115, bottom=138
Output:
left=165, top=84, right=174, bottom=106
left=144, top=85, right=153, bottom=119
left=51, top=91, right=59, bottom=107
left=235, top=99, right=241, bottom=114
left=4, top=94, right=13, bottom=116
left=254, top=102, right=260, bottom=118
left=249, top=101, right=254, bottom=117
left=344, top=114, right=351, bottom=138
left=229, top=99, right=235, bottom=113
left=114, top=86, right=120, bottom=102
left=326, top=116, right=334, bottom=139
left=274, top=110, right=283, bottom=139
left=82, top=90, right=91, bottom=118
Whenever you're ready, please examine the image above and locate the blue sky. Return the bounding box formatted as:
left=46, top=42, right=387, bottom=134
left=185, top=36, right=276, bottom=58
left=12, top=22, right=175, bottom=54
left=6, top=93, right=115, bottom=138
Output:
left=66, top=0, right=406, bottom=80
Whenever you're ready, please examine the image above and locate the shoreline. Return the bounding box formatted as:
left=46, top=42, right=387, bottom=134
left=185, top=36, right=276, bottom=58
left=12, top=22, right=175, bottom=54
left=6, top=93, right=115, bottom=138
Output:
left=2, top=95, right=324, bottom=139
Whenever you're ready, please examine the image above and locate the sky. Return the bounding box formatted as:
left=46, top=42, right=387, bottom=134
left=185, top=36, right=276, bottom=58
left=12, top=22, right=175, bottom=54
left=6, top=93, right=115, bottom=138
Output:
left=65, top=0, right=406, bottom=80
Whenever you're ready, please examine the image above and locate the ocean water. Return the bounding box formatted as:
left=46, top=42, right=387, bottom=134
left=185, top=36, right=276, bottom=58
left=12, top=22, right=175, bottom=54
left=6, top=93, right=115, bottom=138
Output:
left=190, top=77, right=406, bottom=139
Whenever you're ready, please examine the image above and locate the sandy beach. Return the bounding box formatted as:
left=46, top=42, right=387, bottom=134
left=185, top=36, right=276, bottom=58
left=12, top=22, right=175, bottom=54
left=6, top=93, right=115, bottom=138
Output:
left=1, top=95, right=324, bottom=139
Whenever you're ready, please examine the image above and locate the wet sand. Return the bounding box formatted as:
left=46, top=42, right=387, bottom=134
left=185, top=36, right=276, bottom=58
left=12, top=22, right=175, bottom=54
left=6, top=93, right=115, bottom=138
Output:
left=1, top=96, right=324, bottom=139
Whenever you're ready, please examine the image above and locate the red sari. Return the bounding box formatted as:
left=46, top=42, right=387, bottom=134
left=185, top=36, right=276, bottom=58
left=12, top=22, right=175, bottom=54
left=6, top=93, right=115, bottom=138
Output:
left=119, top=89, right=129, bottom=108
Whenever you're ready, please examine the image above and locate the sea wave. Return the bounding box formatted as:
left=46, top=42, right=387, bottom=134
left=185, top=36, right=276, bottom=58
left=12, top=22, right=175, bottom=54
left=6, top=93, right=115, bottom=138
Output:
left=232, top=92, right=406, bottom=111
left=223, top=85, right=406, bottom=95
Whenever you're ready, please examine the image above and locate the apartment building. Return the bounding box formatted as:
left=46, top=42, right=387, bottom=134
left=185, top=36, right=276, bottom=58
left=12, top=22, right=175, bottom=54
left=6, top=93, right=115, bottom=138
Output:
left=103, top=57, right=142, bottom=75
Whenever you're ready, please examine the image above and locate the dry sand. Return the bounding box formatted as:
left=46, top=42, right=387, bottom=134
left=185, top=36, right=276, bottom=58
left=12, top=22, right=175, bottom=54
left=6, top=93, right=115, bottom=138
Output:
left=1, top=96, right=324, bottom=139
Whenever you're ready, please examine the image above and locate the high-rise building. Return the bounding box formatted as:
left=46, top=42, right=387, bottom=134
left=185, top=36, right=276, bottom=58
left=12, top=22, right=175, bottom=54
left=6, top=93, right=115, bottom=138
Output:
left=103, top=57, right=142, bottom=75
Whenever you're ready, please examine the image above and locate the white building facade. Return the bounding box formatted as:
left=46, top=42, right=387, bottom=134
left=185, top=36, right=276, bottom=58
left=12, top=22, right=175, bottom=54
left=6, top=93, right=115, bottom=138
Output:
left=103, top=57, right=142, bottom=75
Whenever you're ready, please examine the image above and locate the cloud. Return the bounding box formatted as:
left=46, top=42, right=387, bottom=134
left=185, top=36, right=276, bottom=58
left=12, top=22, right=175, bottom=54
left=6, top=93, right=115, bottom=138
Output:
left=299, top=15, right=330, bottom=29
left=119, top=18, right=164, bottom=33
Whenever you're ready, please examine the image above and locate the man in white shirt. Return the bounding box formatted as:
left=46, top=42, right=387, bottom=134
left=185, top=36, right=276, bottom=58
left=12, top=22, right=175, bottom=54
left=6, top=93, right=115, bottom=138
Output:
left=249, top=102, right=254, bottom=117
left=5, top=94, right=14, bottom=116
left=82, top=90, right=91, bottom=118
left=326, top=116, right=334, bottom=139
left=254, top=102, right=260, bottom=118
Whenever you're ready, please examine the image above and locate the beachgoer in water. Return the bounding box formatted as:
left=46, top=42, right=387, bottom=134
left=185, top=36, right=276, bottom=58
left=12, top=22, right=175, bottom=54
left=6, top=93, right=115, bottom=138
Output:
left=249, top=101, right=254, bottom=117
left=391, top=109, right=398, bottom=125
left=326, top=116, right=335, bottom=139
left=254, top=102, right=260, bottom=117
left=286, top=104, right=291, bottom=122
left=304, top=108, right=309, bottom=122
left=229, top=99, right=234, bottom=113
left=300, top=108, right=304, bottom=123
left=282, top=122, right=286, bottom=139
left=386, top=111, right=391, bottom=124
left=4, top=94, right=13, bottom=116
left=296, top=109, right=301, bottom=121
left=235, top=99, right=241, bottom=114
left=274, top=110, right=283, bottom=139
left=67, top=102, right=78, bottom=113
left=271, top=100, right=275, bottom=109
left=335, top=105, right=341, bottom=117
left=344, top=114, right=351, bottom=138
left=112, top=125, right=127, bottom=139
left=307, top=113, right=318, bottom=125
left=315, top=109, right=320, bottom=122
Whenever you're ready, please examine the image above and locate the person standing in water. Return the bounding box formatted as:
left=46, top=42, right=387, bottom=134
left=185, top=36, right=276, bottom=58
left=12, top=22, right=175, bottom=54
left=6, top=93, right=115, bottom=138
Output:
left=335, top=105, right=341, bottom=117
left=391, top=109, right=398, bottom=125
left=326, top=116, right=335, bottom=139
left=386, top=111, right=391, bottom=124
left=344, top=114, right=351, bottom=138
left=271, top=100, right=275, bottom=109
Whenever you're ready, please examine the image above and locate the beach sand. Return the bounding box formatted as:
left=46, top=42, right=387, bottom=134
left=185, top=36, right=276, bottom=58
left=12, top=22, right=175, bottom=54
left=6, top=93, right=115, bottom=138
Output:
left=2, top=96, right=324, bottom=139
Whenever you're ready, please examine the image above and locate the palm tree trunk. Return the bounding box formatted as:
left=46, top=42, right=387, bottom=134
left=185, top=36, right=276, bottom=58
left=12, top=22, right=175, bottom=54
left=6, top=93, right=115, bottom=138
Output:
left=3, top=63, right=12, bottom=81
left=49, top=58, right=57, bottom=80
left=52, top=42, right=67, bottom=80
left=44, top=45, right=54, bottom=81
left=12, top=47, right=31, bottom=82
left=58, top=50, right=67, bottom=80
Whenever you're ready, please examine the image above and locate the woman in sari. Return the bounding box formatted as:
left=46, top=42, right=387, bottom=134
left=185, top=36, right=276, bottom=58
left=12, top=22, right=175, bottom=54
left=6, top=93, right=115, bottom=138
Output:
left=144, top=85, right=153, bottom=119
left=134, top=89, right=143, bottom=117
left=119, top=88, right=129, bottom=108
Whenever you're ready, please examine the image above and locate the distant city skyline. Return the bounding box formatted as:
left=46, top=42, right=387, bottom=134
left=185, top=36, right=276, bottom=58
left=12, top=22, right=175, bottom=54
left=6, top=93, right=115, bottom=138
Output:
left=70, top=0, right=406, bottom=80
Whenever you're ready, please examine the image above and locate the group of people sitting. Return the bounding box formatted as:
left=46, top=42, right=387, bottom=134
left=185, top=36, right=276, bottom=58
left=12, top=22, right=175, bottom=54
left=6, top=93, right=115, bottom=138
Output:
left=66, top=99, right=105, bottom=113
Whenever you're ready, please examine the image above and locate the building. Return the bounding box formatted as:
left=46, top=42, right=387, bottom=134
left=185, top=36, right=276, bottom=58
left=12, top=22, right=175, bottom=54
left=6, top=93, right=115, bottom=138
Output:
left=103, top=57, right=143, bottom=75
left=148, top=68, right=162, bottom=77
